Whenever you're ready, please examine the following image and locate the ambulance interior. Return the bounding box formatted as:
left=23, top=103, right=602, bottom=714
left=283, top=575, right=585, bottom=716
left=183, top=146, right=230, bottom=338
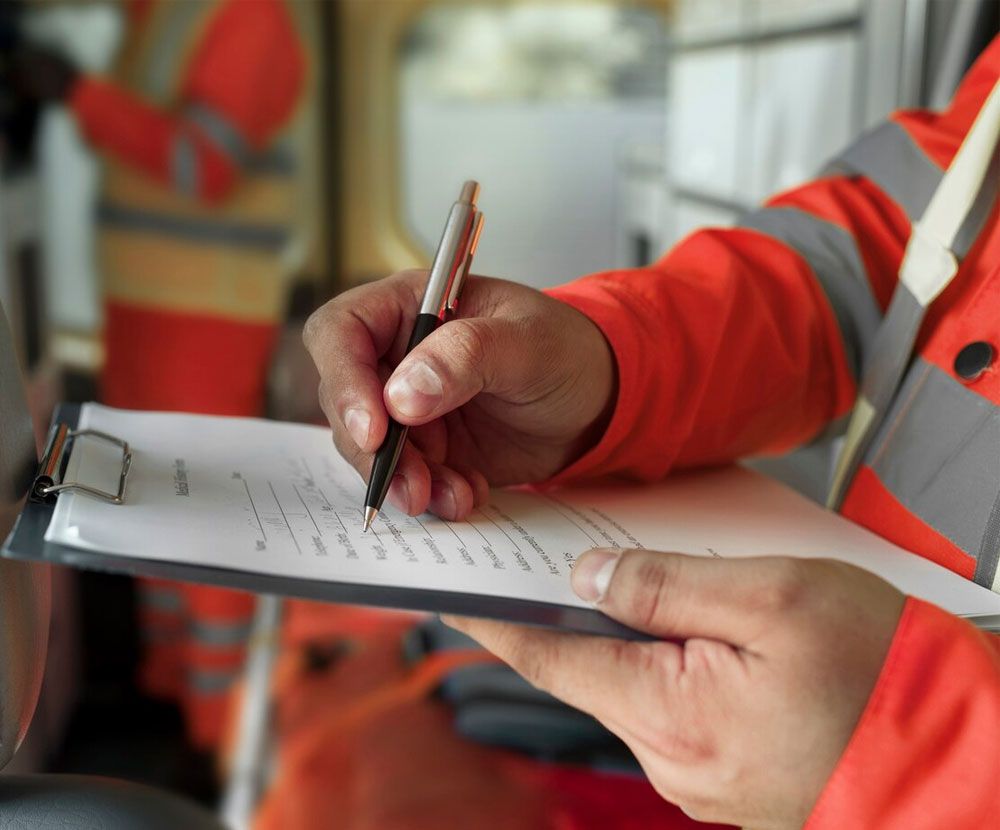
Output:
left=0, top=1, right=996, bottom=827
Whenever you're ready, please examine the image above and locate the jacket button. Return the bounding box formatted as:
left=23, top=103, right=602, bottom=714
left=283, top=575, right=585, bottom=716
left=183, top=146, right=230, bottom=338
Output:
left=954, top=341, right=994, bottom=381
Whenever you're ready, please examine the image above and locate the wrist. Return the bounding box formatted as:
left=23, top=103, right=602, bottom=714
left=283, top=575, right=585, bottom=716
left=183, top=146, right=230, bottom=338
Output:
left=566, top=312, right=618, bottom=467
left=543, top=274, right=674, bottom=483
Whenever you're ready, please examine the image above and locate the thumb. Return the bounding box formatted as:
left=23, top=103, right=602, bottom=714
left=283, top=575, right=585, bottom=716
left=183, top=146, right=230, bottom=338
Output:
left=384, top=317, right=523, bottom=425
left=571, top=549, right=792, bottom=646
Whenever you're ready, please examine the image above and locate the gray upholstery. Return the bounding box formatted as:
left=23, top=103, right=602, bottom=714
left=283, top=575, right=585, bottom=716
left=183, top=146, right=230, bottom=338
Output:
left=0, top=775, right=226, bottom=830
left=0, top=302, right=49, bottom=771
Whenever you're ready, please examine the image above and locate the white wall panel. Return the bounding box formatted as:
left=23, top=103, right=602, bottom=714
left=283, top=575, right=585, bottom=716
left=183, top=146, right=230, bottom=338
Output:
left=752, top=0, right=862, bottom=32
left=672, top=0, right=750, bottom=45
left=31, top=4, right=121, bottom=336
left=669, top=197, right=738, bottom=248
left=402, top=100, right=664, bottom=287
left=669, top=48, right=748, bottom=201
left=745, top=33, right=859, bottom=203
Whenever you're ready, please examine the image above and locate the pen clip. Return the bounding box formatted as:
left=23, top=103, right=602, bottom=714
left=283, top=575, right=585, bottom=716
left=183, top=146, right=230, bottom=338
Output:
left=447, top=211, right=484, bottom=316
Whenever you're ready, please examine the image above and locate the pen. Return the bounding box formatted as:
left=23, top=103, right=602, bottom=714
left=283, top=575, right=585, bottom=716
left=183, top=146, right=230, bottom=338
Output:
left=363, top=180, right=485, bottom=531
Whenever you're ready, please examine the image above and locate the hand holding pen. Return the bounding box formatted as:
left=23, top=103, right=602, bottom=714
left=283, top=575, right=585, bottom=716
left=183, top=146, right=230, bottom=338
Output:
left=362, top=181, right=485, bottom=529
left=303, top=183, right=618, bottom=524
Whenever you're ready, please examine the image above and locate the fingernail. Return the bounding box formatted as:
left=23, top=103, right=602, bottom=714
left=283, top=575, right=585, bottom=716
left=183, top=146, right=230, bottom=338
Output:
left=344, top=407, right=371, bottom=448
left=387, top=475, right=409, bottom=512
left=572, top=549, right=622, bottom=604
left=430, top=479, right=458, bottom=517
left=386, top=360, right=443, bottom=418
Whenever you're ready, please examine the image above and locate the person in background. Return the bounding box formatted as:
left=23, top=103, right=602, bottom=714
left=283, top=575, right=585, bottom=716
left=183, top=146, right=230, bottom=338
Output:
left=303, top=34, right=1000, bottom=829
left=14, top=0, right=310, bottom=750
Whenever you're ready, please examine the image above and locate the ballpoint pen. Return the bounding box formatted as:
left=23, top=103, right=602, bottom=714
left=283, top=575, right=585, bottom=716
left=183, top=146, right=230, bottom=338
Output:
left=363, top=180, right=485, bottom=531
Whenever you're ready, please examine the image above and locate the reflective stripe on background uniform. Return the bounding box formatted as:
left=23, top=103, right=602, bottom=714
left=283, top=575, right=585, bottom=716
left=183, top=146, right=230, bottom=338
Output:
left=136, top=578, right=185, bottom=700
left=181, top=584, right=256, bottom=748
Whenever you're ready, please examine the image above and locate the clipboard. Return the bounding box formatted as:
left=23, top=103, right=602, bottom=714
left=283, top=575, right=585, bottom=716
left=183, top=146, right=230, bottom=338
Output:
left=30, top=404, right=132, bottom=506
left=3, top=404, right=649, bottom=642
left=8, top=404, right=1000, bottom=638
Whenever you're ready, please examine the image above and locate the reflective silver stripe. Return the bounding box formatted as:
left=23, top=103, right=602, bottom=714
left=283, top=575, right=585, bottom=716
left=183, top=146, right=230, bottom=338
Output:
left=138, top=584, right=183, bottom=613
left=865, top=358, right=998, bottom=582
left=243, top=144, right=296, bottom=176
left=827, top=108, right=1000, bottom=510
left=143, top=1, right=213, bottom=102
left=952, top=137, right=1000, bottom=258
left=185, top=103, right=252, bottom=166
left=171, top=134, right=199, bottom=198
left=858, top=284, right=924, bottom=410
left=185, top=103, right=296, bottom=175
left=740, top=206, right=882, bottom=379
left=189, top=620, right=252, bottom=648
left=188, top=667, right=241, bottom=695
left=976, top=490, right=1000, bottom=589
left=828, top=285, right=925, bottom=507
left=824, top=120, right=942, bottom=222
left=97, top=201, right=291, bottom=250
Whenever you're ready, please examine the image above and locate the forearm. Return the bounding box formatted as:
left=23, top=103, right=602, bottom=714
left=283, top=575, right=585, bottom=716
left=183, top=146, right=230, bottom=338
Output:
left=69, top=77, right=239, bottom=202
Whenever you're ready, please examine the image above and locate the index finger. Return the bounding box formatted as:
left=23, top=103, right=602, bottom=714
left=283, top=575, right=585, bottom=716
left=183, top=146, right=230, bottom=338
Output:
left=303, top=271, right=425, bottom=453
left=441, top=615, right=688, bottom=734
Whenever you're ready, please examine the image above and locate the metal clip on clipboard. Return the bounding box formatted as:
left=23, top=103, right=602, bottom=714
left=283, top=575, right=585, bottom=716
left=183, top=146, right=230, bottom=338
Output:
left=30, top=422, right=132, bottom=505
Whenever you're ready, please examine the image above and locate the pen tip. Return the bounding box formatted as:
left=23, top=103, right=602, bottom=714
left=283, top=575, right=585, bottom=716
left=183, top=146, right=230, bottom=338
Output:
left=363, top=507, right=377, bottom=532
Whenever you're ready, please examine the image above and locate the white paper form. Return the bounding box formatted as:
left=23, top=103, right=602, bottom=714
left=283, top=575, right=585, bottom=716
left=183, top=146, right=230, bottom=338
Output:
left=45, top=405, right=617, bottom=610
left=44, top=404, right=1000, bottom=623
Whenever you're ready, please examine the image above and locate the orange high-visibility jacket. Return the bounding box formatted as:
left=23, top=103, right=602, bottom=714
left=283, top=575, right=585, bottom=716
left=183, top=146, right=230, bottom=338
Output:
left=547, top=36, right=1000, bottom=828
left=65, top=0, right=308, bottom=749
left=69, top=0, right=308, bottom=413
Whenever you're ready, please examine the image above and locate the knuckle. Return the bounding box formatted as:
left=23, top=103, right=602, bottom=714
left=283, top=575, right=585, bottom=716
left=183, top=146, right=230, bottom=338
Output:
left=627, top=554, right=678, bottom=630
left=330, top=424, right=365, bottom=471
left=316, top=377, right=338, bottom=417
left=603, top=639, right=650, bottom=681
left=681, top=638, right=733, bottom=680
left=645, top=641, right=683, bottom=686
left=397, top=268, right=430, bottom=301
left=301, top=304, right=329, bottom=349
left=303, top=299, right=354, bottom=353
left=442, top=319, right=492, bottom=371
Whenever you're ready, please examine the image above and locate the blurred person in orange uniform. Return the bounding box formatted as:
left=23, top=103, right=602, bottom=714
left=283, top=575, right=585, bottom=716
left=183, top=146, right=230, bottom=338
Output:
left=14, top=0, right=310, bottom=749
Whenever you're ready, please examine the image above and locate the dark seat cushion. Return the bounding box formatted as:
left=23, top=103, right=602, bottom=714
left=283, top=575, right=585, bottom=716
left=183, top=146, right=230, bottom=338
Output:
left=0, top=774, right=226, bottom=830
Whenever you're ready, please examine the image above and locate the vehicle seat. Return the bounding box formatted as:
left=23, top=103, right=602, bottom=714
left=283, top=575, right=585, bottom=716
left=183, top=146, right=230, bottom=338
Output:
left=0, top=300, right=226, bottom=830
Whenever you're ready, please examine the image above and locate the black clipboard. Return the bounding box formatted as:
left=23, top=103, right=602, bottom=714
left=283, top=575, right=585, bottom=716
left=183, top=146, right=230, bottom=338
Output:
left=3, top=404, right=648, bottom=641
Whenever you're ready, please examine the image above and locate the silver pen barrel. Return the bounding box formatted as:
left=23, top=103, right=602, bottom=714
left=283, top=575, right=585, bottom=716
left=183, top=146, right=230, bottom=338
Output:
left=418, top=180, right=480, bottom=319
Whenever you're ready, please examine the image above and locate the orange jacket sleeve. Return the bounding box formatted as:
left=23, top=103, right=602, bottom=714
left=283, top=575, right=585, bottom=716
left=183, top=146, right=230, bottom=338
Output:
left=546, top=35, right=999, bottom=482
left=68, top=0, right=304, bottom=203
left=806, top=599, right=1000, bottom=829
